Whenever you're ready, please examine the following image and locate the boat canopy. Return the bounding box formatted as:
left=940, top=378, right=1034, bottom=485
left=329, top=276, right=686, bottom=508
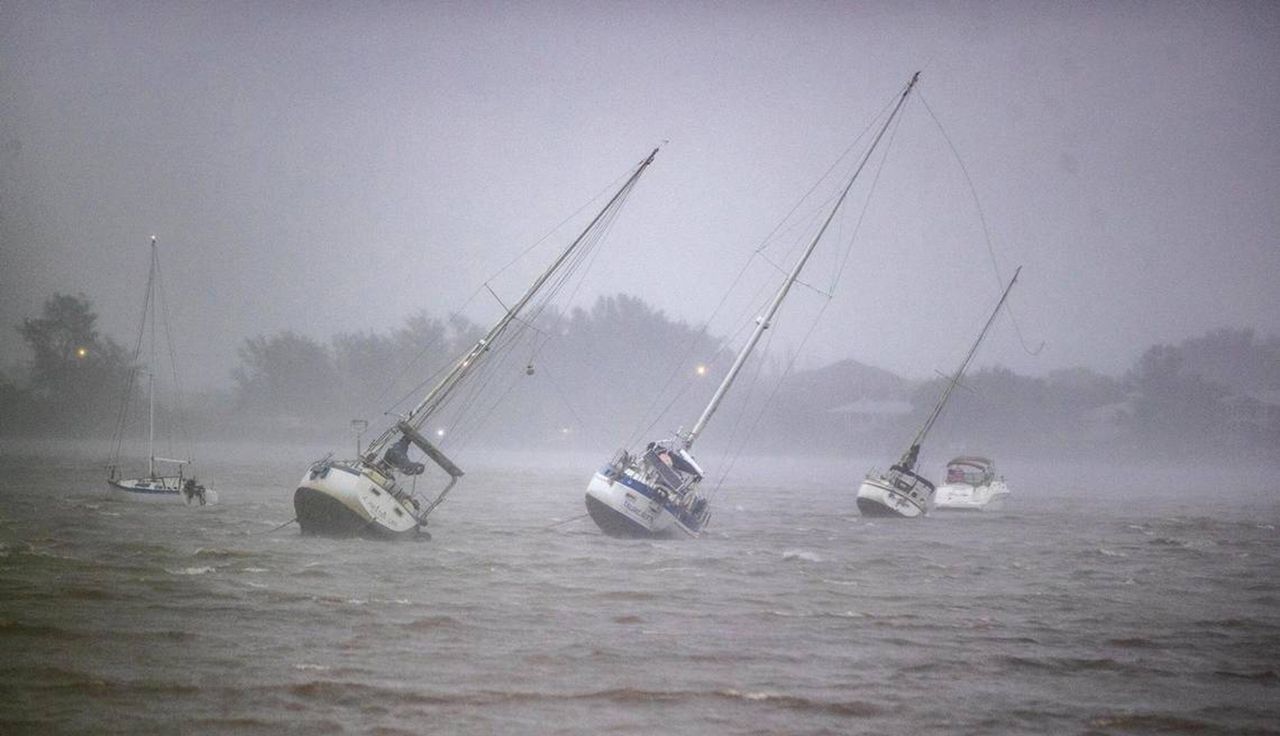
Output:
left=945, top=456, right=995, bottom=485
left=947, top=456, right=993, bottom=469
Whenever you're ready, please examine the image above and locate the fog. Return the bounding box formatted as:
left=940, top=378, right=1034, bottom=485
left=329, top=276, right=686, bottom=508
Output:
left=2, top=3, right=1278, bottom=473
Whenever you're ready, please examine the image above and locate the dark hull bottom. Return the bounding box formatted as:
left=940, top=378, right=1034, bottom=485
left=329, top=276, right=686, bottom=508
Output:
left=584, top=494, right=675, bottom=539
left=856, top=497, right=918, bottom=518
left=294, top=487, right=427, bottom=541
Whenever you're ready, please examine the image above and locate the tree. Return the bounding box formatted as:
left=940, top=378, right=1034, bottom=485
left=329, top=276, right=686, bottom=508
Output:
left=232, top=331, right=336, bottom=419
left=16, top=293, right=132, bottom=432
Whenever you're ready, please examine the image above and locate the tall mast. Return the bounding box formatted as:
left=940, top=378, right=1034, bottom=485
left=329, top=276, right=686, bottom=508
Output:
left=147, top=237, right=157, bottom=478
left=685, top=72, right=920, bottom=448
left=365, top=147, right=659, bottom=458
left=899, top=266, right=1020, bottom=469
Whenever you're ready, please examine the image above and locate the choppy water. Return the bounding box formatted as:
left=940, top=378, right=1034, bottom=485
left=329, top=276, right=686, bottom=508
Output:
left=1, top=445, right=1278, bottom=734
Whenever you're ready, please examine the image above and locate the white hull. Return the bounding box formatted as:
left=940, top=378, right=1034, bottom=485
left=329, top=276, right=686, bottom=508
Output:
left=584, top=468, right=707, bottom=538
left=855, top=471, right=931, bottom=519
left=108, top=476, right=213, bottom=505
left=933, top=480, right=1010, bottom=511
left=585, top=471, right=678, bottom=538
left=294, top=460, right=425, bottom=540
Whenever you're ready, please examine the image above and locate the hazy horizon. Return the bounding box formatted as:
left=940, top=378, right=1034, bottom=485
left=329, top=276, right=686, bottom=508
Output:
left=3, top=2, right=1278, bottom=390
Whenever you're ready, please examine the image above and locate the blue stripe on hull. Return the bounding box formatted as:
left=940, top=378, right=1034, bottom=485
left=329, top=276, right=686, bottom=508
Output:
left=108, top=480, right=180, bottom=495
left=598, top=467, right=707, bottom=535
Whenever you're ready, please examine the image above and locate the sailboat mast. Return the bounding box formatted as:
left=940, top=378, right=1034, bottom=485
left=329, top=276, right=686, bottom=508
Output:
left=901, top=266, right=1021, bottom=465
left=365, top=148, right=660, bottom=458
left=147, top=236, right=157, bottom=479
left=685, top=72, right=921, bottom=448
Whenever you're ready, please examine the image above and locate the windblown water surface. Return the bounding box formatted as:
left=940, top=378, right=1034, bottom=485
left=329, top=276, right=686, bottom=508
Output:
left=1, top=445, right=1277, bottom=734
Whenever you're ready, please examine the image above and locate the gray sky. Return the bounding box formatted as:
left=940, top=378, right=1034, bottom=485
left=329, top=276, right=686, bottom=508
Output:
left=2, top=1, right=1278, bottom=389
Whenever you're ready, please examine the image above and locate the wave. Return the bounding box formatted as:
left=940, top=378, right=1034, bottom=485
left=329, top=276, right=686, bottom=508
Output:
left=192, top=547, right=257, bottom=559
left=274, top=681, right=884, bottom=717
left=0, top=619, right=86, bottom=641
left=1106, top=637, right=1161, bottom=649
left=1087, top=713, right=1220, bottom=733
left=1213, top=669, right=1278, bottom=682
left=400, top=615, right=460, bottom=632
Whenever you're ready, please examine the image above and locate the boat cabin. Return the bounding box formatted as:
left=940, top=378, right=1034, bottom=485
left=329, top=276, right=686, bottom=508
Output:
left=944, top=456, right=996, bottom=486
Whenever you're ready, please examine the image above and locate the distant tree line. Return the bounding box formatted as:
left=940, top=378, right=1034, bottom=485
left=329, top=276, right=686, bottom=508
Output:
left=4, top=293, right=1278, bottom=461
left=2, top=294, right=133, bottom=437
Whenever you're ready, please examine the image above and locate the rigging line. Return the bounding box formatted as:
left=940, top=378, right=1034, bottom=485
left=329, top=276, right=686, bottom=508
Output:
left=437, top=310, right=545, bottom=447
left=484, top=283, right=512, bottom=313
left=829, top=92, right=910, bottom=293
left=531, top=359, right=594, bottom=437
left=757, top=250, right=834, bottom=297
left=625, top=268, right=772, bottom=449
left=153, top=251, right=192, bottom=459
left=514, top=177, right=638, bottom=382
left=484, top=183, right=626, bottom=380
left=704, top=278, right=795, bottom=470
left=376, top=290, right=483, bottom=412
left=622, top=256, right=757, bottom=448
left=252, top=517, right=298, bottom=535
left=483, top=167, right=633, bottom=285
left=524, top=209, right=622, bottom=366
left=110, top=244, right=157, bottom=465
left=415, top=162, right=649, bottom=438
left=707, top=301, right=785, bottom=500
left=520, top=215, right=610, bottom=346
left=750, top=95, right=897, bottom=258
left=624, top=261, right=783, bottom=450
left=916, top=89, right=1044, bottom=357
left=446, top=353, right=527, bottom=453
left=712, top=300, right=833, bottom=500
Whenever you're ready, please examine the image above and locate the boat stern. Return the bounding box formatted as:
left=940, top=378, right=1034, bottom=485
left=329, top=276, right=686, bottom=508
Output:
left=584, top=467, right=674, bottom=538
left=855, top=468, right=932, bottom=518
left=294, top=460, right=422, bottom=539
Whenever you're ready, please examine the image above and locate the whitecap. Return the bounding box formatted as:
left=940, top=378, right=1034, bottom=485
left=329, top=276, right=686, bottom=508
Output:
left=782, top=549, right=822, bottom=562
left=294, top=663, right=331, bottom=671
left=1097, top=548, right=1127, bottom=558
left=166, top=566, right=214, bottom=575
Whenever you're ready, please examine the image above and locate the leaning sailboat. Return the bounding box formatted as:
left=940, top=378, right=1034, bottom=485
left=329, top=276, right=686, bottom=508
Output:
left=107, top=236, right=208, bottom=505
left=294, top=148, right=659, bottom=539
left=855, top=267, right=1020, bottom=518
left=585, top=72, right=922, bottom=538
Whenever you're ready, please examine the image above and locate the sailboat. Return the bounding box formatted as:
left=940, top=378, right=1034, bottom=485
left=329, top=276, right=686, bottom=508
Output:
left=293, top=148, right=659, bottom=539
left=584, top=72, right=922, bottom=538
left=855, top=267, right=1020, bottom=518
left=107, top=237, right=208, bottom=505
